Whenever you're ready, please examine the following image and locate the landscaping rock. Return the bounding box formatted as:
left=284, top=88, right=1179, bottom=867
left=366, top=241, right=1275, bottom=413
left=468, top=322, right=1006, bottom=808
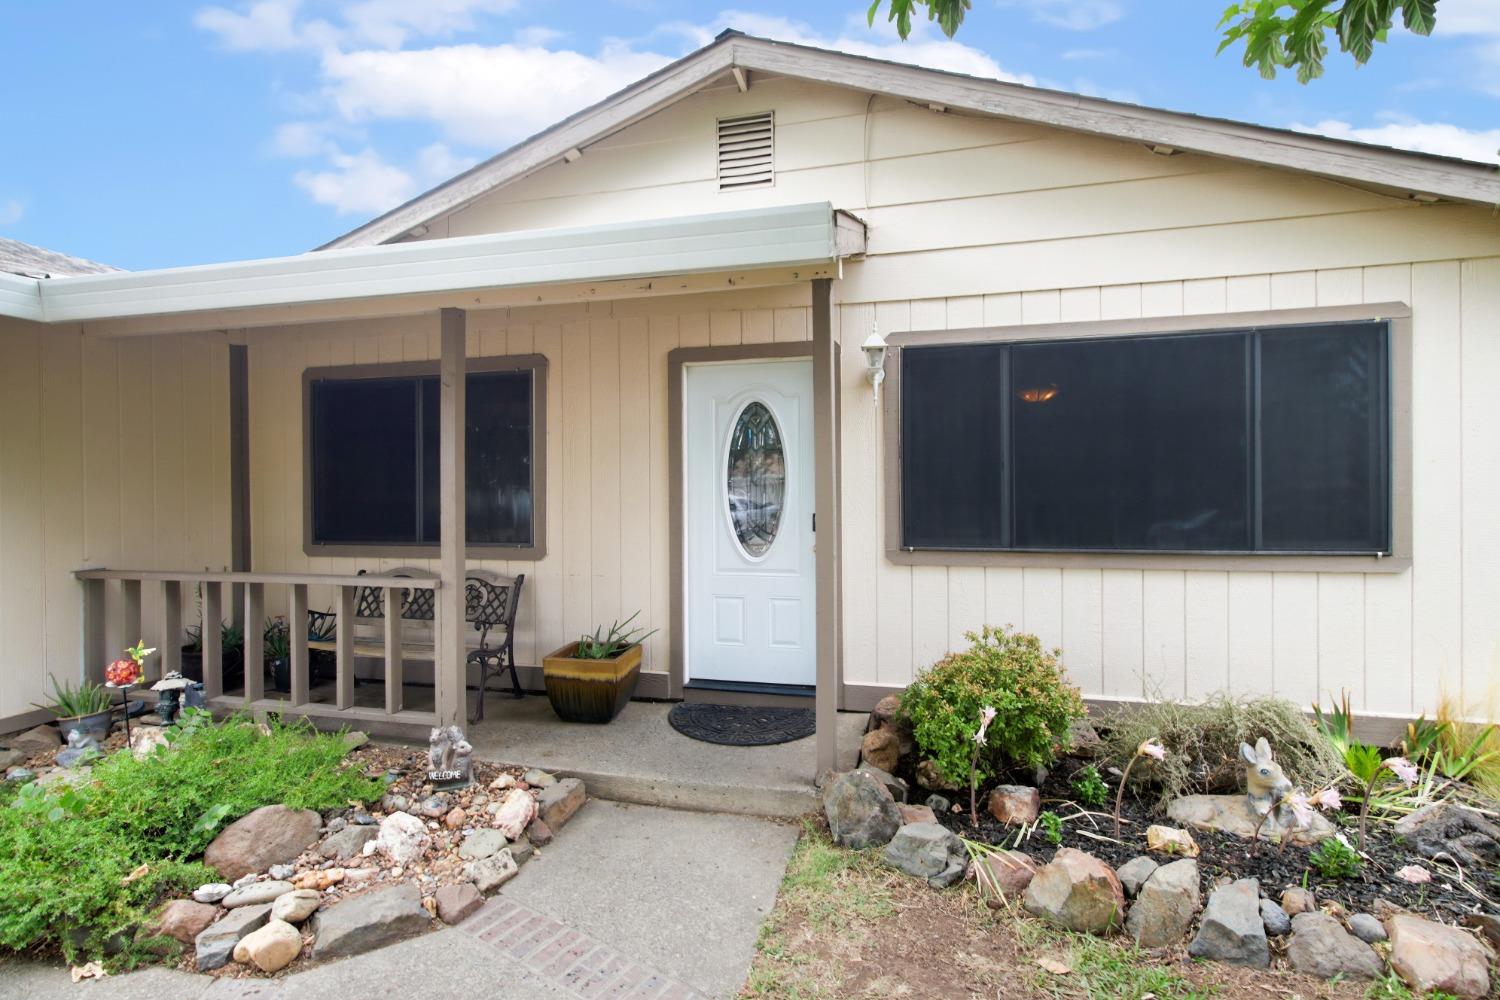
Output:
left=822, top=769, right=901, bottom=849
left=925, top=794, right=952, bottom=814
left=1259, top=899, right=1291, bottom=936
left=1281, top=887, right=1317, bottom=915
left=269, top=864, right=295, bottom=880
left=1188, top=879, right=1267, bottom=968
left=977, top=850, right=1038, bottom=907
left=460, top=828, right=509, bottom=861
left=380, top=793, right=410, bottom=812
left=1167, top=794, right=1332, bottom=846
left=1394, top=802, right=1500, bottom=869
left=464, top=849, right=519, bottom=893
left=4, top=767, right=35, bottom=783
left=1022, top=848, right=1125, bottom=935
left=522, top=768, right=556, bottom=788
left=1349, top=913, right=1387, bottom=944
left=326, top=816, right=348, bottom=834
left=1287, top=912, right=1383, bottom=981
left=196, top=903, right=272, bottom=971
left=525, top=816, right=554, bottom=847
left=915, top=759, right=946, bottom=791
left=147, top=900, right=219, bottom=945
left=493, top=787, right=537, bottom=839
left=233, top=918, right=302, bottom=973
left=351, top=810, right=375, bottom=826
left=1126, top=858, right=1200, bottom=948
left=341, top=730, right=369, bottom=753
left=898, top=803, right=938, bottom=825
left=872, top=693, right=902, bottom=726
left=193, top=883, right=232, bottom=904
left=204, top=805, right=322, bottom=881
left=222, top=880, right=295, bottom=908
left=856, top=764, right=909, bottom=804
left=860, top=727, right=900, bottom=774
left=539, top=777, right=586, bottom=831
left=1116, top=856, right=1158, bottom=897
left=1067, top=719, right=1102, bottom=757
left=371, top=811, right=430, bottom=866
left=130, top=727, right=170, bottom=759
left=311, top=883, right=428, bottom=961
left=1388, top=913, right=1493, bottom=999
left=508, top=836, right=535, bottom=867
left=319, top=825, right=379, bottom=861
left=1461, top=913, right=1500, bottom=951
left=1145, top=825, right=1200, bottom=858
left=270, top=889, right=321, bottom=924
left=292, top=868, right=345, bottom=891
left=0, top=748, right=26, bottom=770
left=7, top=724, right=59, bottom=753
left=882, top=822, right=967, bottom=888
left=417, top=794, right=451, bottom=818
left=489, top=773, right=517, bottom=791
left=444, top=807, right=467, bottom=829
left=435, top=883, right=484, bottom=925
left=988, top=785, right=1040, bottom=826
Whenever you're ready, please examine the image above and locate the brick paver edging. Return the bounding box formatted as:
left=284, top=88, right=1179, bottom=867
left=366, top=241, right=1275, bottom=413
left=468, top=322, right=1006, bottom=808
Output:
left=460, top=897, right=709, bottom=1000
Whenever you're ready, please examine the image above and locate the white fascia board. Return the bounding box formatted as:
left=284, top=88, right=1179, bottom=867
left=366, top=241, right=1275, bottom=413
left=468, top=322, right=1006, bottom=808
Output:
left=32, top=203, right=853, bottom=324
left=0, top=271, right=44, bottom=322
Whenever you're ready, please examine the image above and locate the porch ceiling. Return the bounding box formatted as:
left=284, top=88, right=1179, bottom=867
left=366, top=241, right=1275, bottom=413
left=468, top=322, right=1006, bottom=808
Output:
left=0, top=203, right=864, bottom=330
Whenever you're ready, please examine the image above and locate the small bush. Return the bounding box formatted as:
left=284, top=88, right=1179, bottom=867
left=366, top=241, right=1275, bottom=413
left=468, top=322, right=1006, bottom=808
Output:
left=1100, top=692, right=1343, bottom=812
left=1070, top=765, right=1110, bottom=807
left=1308, top=837, right=1363, bottom=879
left=901, top=626, right=1084, bottom=789
left=0, top=711, right=380, bottom=963
left=1038, top=811, right=1063, bottom=845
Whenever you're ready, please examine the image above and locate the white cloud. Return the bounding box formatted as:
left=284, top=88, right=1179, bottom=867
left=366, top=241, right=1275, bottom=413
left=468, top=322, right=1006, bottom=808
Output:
left=269, top=120, right=338, bottom=157
left=1295, top=118, right=1500, bottom=164
left=196, top=0, right=518, bottom=51
left=998, top=0, right=1124, bottom=31
left=195, top=0, right=335, bottom=51
left=0, top=199, right=24, bottom=226
left=416, top=142, right=478, bottom=181
left=294, top=147, right=415, bottom=213
left=1432, top=0, right=1500, bottom=37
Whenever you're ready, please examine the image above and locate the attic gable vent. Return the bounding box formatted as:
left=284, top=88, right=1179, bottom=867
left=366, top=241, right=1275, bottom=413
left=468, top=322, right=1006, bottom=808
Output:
left=717, top=112, right=774, bottom=190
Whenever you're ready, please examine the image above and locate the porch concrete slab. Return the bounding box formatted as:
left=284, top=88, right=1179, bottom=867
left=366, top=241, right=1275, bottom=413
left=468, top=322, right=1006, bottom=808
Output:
left=467, top=697, right=865, bottom=817
left=0, top=964, right=209, bottom=1000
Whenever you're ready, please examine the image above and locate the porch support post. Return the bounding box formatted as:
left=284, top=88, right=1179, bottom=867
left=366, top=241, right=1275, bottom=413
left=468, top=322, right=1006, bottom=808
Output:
left=812, top=278, right=841, bottom=777
left=436, top=308, right=467, bottom=728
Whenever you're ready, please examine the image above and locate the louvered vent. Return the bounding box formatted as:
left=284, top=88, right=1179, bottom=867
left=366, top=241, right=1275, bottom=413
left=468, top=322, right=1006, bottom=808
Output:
left=717, top=112, right=774, bottom=190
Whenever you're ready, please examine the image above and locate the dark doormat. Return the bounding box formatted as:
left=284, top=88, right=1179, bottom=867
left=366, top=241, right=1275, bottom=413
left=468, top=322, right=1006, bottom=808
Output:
left=667, top=702, right=815, bottom=746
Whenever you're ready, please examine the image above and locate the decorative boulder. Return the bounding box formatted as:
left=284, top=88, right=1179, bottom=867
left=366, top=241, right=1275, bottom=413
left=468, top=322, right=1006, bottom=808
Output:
left=204, top=805, right=322, bottom=882
left=195, top=903, right=272, bottom=971
left=898, top=803, right=938, bottom=825
left=435, top=883, right=484, bottom=925
left=146, top=900, right=219, bottom=946
left=988, top=786, right=1041, bottom=826
left=221, top=880, right=294, bottom=908
left=861, top=727, right=900, bottom=774
left=493, top=787, right=538, bottom=839
left=1125, top=858, right=1200, bottom=948
left=1115, top=857, right=1158, bottom=898
left=1167, top=794, right=1332, bottom=846
left=464, top=849, right=520, bottom=893
left=371, top=811, right=430, bottom=866
left=458, top=828, right=509, bottom=861
left=1349, top=913, right=1387, bottom=944
left=872, top=693, right=902, bottom=726
left=882, top=822, right=967, bottom=888
left=1259, top=899, right=1291, bottom=936
left=525, top=817, right=554, bottom=847
left=1188, top=879, right=1267, bottom=968
left=1145, top=825, right=1199, bottom=858
left=270, top=889, right=322, bottom=925
left=1280, top=887, right=1317, bottom=916
left=1394, top=803, right=1500, bottom=869
left=537, top=778, right=586, bottom=832
left=915, top=759, right=946, bottom=791
left=233, top=918, right=302, bottom=973
left=1022, top=848, right=1125, bottom=935
left=822, top=769, right=901, bottom=849
left=856, top=764, right=909, bottom=804
left=310, top=884, right=429, bottom=961
left=1387, top=913, right=1493, bottom=999
left=320, top=825, right=379, bottom=860
left=977, top=850, right=1038, bottom=907
left=1286, top=912, right=1383, bottom=980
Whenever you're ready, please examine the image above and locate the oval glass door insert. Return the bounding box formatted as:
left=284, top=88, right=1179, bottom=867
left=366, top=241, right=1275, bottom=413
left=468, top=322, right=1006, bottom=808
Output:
left=725, top=400, right=786, bottom=558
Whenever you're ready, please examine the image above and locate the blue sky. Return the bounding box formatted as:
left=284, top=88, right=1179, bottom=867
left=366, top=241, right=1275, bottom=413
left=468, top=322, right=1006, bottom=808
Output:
left=2, top=0, right=1496, bottom=270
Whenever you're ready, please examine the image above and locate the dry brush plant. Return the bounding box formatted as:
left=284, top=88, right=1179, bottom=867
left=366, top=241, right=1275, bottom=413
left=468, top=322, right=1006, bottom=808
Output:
left=1100, top=692, right=1344, bottom=813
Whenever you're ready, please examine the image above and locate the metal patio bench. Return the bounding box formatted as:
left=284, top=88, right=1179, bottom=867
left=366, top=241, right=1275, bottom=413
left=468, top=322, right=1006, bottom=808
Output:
left=305, top=567, right=525, bottom=722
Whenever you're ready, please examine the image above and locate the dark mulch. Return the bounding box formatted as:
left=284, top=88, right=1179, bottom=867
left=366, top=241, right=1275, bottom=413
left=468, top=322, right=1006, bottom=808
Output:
left=918, top=755, right=1500, bottom=922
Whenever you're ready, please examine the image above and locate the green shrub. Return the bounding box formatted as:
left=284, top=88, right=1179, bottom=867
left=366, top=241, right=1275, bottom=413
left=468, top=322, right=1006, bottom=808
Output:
left=1070, top=765, right=1110, bottom=807
left=1038, top=811, right=1063, bottom=845
left=1100, top=692, right=1344, bottom=813
left=1308, top=837, right=1363, bottom=879
left=901, top=626, right=1084, bottom=789
left=0, top=711, right=380, bottom=963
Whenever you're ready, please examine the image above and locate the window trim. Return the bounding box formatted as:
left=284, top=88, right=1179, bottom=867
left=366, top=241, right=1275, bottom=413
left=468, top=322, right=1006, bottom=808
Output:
left=883, top=302, right=1412, bottom=573
left=302, top=354, right=548, bottom=560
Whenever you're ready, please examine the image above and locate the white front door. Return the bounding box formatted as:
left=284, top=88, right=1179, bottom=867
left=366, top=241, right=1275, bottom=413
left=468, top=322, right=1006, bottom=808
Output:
left=685, top=359, right=815, bottom=687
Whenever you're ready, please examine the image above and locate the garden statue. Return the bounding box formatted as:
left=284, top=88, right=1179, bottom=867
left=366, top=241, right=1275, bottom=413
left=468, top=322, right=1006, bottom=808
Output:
left=56, top=729, right=100, bottom=769
left=427, top=725, right=473, bottom=789
left=151, top=671, right=191, bottom=726
left=1240, top=737, right=1292, bottom=818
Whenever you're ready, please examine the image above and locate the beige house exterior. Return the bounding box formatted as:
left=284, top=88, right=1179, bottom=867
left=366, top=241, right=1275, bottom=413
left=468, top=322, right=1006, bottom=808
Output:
left=3, top=32, right=1499, bottom=768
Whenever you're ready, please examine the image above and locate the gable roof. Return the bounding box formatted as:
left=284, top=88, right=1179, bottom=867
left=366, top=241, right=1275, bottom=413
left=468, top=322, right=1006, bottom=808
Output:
left=320, top=30, right=1500, bottom=251
left=0, top=237, right=120, bottom=279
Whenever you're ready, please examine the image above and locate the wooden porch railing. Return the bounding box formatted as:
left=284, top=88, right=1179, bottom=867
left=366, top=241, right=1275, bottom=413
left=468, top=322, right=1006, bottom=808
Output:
left=74, top=569, right=445, bottom=732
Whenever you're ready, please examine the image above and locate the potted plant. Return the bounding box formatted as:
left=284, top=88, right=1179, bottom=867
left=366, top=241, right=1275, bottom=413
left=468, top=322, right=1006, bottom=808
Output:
left=542, top=612, right=657, bottom=723
left=264, top=617, right=292, bottom=693
left=183, top=620, right=245, bottom=689
left=36, top=676, right=115, bottom=742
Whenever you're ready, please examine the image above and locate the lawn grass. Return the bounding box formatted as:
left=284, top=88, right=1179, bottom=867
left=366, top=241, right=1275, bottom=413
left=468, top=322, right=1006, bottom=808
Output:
left=0, top=711, right=380, bottom=964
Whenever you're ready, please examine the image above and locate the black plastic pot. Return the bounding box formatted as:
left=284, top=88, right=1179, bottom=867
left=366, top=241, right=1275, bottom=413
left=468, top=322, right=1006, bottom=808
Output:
left=270, top=656, right=291, bottom=693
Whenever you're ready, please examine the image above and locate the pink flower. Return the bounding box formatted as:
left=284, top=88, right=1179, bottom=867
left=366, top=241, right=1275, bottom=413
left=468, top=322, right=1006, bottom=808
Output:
left=1384, top=756, right=1418, bottom=787
left=974, top=706, right=997, bottom=747
left=1138, top=739, right=1166, bottom=761
left=1395, top=864, right=1431, bottom=884
left=1284, top=790, right=1314, bottom=829
left=1309, top=787, right=1343, bottom=811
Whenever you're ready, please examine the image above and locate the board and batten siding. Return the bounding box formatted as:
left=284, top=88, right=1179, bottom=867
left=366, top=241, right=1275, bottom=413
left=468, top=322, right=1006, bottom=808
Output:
left=0, top=318, right=231, bottom=722
left=242, top=287, right=813, bottom=684
left=396, top=73, right=1500, bottom=719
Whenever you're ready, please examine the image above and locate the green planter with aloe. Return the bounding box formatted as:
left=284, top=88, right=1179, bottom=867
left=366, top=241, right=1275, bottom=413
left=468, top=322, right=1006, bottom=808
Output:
left=542, top=612, right=657, bottom=723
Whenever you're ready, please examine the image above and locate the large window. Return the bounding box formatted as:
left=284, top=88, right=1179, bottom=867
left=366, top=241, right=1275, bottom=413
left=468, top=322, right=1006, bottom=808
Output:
left=899, top=321, right=1390, bottom=554
left=309, top=364, right=539, bottom=549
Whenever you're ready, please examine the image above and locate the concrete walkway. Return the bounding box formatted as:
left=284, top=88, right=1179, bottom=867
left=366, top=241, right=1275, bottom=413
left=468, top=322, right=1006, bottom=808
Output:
left=0, top=800, right=799, bottom=1000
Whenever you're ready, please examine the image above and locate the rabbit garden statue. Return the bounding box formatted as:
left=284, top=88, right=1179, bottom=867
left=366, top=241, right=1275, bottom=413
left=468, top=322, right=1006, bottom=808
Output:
left=1240, top=737, right=1292, bottom=818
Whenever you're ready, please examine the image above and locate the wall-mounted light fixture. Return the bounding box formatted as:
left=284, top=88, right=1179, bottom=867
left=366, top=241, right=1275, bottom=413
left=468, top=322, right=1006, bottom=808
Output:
left=862, top=324, right=888, bottom=404
left=1016, top=383, right=1059, bottom=404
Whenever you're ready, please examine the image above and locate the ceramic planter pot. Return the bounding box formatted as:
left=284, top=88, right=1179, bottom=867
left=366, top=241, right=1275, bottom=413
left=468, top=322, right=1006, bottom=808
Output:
left=58, top=710, right=111, bottom=743
left=542, top=641, right=642, bottom=723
